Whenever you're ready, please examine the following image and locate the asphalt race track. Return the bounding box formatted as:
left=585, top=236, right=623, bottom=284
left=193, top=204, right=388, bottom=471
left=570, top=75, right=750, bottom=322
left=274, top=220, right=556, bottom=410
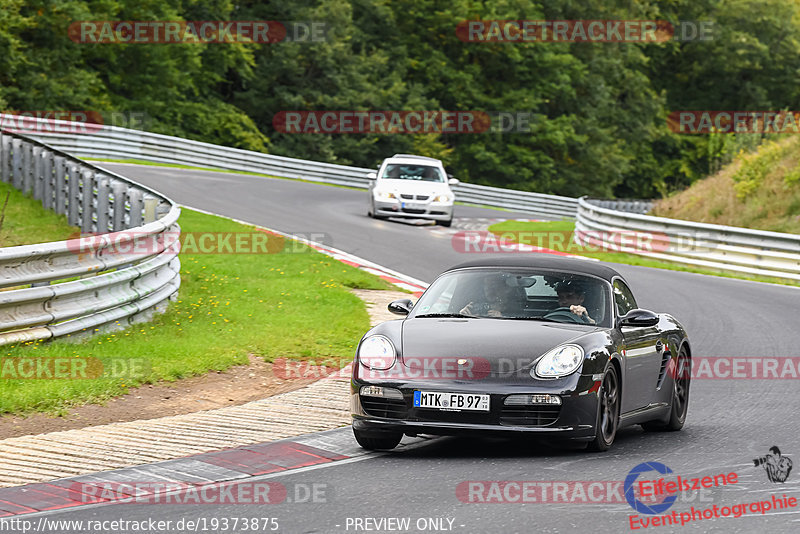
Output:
left=33, top=162, right=797, bottom=533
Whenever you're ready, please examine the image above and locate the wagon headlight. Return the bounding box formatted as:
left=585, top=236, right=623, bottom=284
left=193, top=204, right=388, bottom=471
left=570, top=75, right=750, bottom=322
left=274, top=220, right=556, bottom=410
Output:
left=434, top=194, right=451, bottom=202
left=375, top=191, right=396, bottom=200
left=533, top=344, right=584, bottom=378
left=358, top=335, right=396, bottom=370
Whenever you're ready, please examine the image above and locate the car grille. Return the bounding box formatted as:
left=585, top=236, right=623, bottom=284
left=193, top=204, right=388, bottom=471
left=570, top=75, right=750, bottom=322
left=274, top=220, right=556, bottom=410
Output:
left=362, top=396, right=561, bottom=426
left=401, top=208, right=427, bottom=214
left=361, top=396, right=408, bottom=419
left=499, top=405, right=561, bottom=427
left=399, top=194, right=430, bottom=201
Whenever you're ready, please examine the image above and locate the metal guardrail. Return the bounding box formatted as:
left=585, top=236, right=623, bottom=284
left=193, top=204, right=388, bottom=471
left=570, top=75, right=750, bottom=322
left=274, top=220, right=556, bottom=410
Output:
left=575, top=197, right=800, bottom=281
left=0, top=128, right=181, bottom=346
left=582, top=198, right=653, bottom=215
left=1, top=114, right=579, bottom=220
left=7, top=114, right=798, bottom=282
left=451, top=182, right=578, bottom=220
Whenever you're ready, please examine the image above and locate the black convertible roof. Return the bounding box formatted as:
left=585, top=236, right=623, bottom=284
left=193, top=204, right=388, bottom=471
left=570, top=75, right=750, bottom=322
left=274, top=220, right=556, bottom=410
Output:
left=446, top=255, right=623, bottom=281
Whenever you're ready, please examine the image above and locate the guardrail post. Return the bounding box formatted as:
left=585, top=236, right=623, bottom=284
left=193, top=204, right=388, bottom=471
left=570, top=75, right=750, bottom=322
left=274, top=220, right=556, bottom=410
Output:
left=33, top=147, right=45, bottom=202
left=11, top=138, right=22, bottom=189
left=156, top=200, right=172, bottom=219
left=143, top=196, right=158, bottom=223
left=96, top=175, right=111, bottom=232
left=67, top=164, right=80, bottom=226
left=0, top=134, right=9, bottom=183
left=54, top=156, right=66, bottom=214
left=81, top=169, right=95, bottom=233
left=111, top=181, right=127, bottom=231
left=128, top=188, right=143, bottom=227
left=22, top=143, right=34, bottom=193
left=42, top=152, right=54, bottom=210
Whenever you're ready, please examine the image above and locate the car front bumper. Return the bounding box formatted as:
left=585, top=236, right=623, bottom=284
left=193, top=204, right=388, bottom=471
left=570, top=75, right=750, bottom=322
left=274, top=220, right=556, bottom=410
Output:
left=374, top=199, right=453, bottom=221
left=351, top=374, right=601, bottom=442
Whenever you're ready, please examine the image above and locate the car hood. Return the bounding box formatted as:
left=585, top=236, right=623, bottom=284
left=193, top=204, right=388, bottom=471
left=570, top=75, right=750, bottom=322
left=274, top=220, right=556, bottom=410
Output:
left=377, top=179, right=451, bottom=196
left=400, top=318, right=599, bottom=374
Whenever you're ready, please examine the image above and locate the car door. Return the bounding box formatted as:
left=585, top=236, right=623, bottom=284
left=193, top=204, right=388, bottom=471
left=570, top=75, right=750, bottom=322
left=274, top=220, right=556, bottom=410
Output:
left=614, top=279, right=663, bottom=412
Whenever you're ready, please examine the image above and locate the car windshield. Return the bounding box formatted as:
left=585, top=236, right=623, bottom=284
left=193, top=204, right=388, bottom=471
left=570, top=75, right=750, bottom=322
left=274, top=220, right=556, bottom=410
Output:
left=381, top=163, right=444, bottom=182
left=411, top=268, right=612, bottom=327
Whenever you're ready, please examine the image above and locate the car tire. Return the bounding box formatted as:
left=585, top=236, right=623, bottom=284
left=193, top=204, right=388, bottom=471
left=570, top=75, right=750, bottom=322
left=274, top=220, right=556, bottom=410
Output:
left=587, top=364, right=620, bottom=452
left=642, top=348, right=690, bottom=432
left=353, top=428, right=402, bottom=450
left=368, top=201, right=387, bottom=220
left=439, top=218, right=453, bottom=227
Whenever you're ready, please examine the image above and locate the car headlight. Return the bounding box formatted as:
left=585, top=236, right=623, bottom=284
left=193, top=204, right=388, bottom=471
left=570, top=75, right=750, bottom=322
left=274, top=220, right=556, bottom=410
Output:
left=533, top=344, right=584, bottom=378
left=434, top=194, right=451, bottom=202
left=375, top=191, right=396, bottom=200
left=358, top=335, right=396, bottom=370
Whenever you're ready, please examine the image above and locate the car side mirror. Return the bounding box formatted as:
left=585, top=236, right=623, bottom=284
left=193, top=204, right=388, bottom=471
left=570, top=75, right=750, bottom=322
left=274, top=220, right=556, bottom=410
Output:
left=388, top=299, right=414, bottom=315
left=448, top=177, right=460, bottom=185
left=618, top=308, right=659, bottom=328
left=367, top=172, right=377, bottom=180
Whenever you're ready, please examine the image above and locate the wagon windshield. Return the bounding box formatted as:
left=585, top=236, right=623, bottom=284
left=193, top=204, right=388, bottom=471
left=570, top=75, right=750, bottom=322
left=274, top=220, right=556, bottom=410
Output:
left=381, top=164, right=444, bottom=182
left=411, top=269, right=612, bottom=327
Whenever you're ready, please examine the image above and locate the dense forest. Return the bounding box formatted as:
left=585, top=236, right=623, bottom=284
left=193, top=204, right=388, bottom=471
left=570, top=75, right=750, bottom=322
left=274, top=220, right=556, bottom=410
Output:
left=1, top=0, right=799, bottom=199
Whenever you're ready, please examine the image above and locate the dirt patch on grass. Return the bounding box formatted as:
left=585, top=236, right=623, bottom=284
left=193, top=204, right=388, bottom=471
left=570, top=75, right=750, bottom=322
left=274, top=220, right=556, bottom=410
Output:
left=0, top=354, right=316, bottom=439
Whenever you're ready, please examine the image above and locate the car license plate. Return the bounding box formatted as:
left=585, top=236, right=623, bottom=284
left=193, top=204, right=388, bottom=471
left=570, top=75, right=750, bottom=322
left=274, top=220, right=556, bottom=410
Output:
left=402, top=202, right=425, bottom=210
left=413, top=391, right=490, bottom=411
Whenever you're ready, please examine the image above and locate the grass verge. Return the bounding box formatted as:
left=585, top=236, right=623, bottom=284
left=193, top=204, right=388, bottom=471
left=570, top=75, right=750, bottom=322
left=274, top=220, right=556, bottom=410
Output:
left=0, top=181, right=79, bottom=247
left=488, top=219, right=799, bottom=287
left=0, top=208, right=395, bottom=415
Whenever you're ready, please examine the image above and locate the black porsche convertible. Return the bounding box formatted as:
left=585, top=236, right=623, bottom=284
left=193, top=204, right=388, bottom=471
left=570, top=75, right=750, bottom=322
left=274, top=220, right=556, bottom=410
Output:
left=350, top=256, right=691, bottom=452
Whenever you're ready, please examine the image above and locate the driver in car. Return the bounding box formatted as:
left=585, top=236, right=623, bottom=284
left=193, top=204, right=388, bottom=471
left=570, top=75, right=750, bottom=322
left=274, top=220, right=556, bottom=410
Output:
left=555, top=281, right=597, bottom=325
